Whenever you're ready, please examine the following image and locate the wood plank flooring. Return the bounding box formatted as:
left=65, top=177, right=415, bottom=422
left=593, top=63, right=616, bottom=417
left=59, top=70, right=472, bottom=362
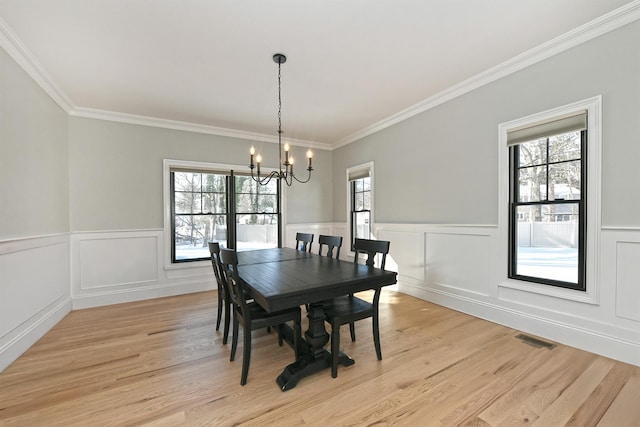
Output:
left=0, top=290, right=638, bottom=426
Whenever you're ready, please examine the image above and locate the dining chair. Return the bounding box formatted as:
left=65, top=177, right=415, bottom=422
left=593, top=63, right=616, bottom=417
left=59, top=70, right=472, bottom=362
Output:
left=317, top=235, right=343, bottom=259
left=322, top=238, right=390, bottom=378
left=295, top=232, right=314, bottom=253
left=219, top=248, right=302, bottom=386
left=208, top=242, right=230, bottom=344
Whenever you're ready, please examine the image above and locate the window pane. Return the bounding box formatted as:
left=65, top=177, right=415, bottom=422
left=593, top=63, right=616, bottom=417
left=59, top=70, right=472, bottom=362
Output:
left=236, top=214, right=278, bottom=250
left=363, top=190, right=371, bottom=210
left=174, top=172, right=201, bottom=191
left=362, top=177, right=371, bottom=191
left=514, top=204, right=579, bottom=284
left=355, top=211, right=370, bottom=240
left=174, top=192, right=202, bottom=214
left=549, top=132, right=581, bottom=163
left=175, top=214, right=226, bottom=260
left=202, top=193, right=226, bottom=213
left=518, top=166, right=547, bottom=202
left=518, top=139, right=547, bottom=167
left=202, top=174, right=226, bottom=192
left=354, top=193, right=365, bottom=211
left=257, top=194, right=277, bottom=212
left=549, top=160, right=581, bottom=200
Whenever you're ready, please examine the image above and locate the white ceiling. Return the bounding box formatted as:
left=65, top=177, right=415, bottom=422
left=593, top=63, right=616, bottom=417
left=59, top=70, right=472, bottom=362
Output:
left=0, top=0, right=635, bottom=148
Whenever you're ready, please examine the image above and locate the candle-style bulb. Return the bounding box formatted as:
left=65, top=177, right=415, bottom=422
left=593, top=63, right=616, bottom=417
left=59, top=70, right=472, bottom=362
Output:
left=250, top=146, right=255, bottom=155
left=256, top=154, right=262, bottom=164
left=284, top=143, right=290, bottom=152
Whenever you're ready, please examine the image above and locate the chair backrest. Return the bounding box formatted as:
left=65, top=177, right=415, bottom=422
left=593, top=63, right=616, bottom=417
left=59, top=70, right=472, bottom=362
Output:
left=353, top=238, right=390, bottom=269
left=208, top=242, right=225, bottom=291
left=219, top=248, right=250, bottom=311
left=318, top=235, right=343, bottom=259
left=295, top=232, right=314, bottom=253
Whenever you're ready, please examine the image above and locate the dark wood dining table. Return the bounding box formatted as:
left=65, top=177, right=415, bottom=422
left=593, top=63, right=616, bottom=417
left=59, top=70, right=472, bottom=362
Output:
left=236, top=247, right=397, bottom=391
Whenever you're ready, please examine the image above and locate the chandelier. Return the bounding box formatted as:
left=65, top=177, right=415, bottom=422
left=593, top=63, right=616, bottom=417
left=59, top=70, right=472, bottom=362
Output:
left=249, top=53, right=313, bottom=186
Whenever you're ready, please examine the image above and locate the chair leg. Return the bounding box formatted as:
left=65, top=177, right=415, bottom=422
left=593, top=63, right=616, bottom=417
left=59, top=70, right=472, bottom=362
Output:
left=222, top=300, right=231, bottom=345
left=277, top=324, right=285, bottom=346
left=349, top=322, right=356, bottom=342
left=230, top=311, right=239, bottom=362
left=373, top=313, right=382, bottom=360
left=240, top=324, right=251, bottom=386
left=215, top=291, right=223, bottom=331
left=331, top=323, right=340, bottom=378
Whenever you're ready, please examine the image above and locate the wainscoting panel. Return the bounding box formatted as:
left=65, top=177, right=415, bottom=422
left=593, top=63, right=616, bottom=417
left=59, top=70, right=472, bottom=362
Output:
left=375, top=228, right=424, bottom=282
left=0, top=234, right=71, bottom=372
left=616, top=241, right=640, bottom=322
left=79, top=235, right=158, bottom=289
left=72, top=230, right=214, bottom=309
left=425, top=230, right=491, bottom=297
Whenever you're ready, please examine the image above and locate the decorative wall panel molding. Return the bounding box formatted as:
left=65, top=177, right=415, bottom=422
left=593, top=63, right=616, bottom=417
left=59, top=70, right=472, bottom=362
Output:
left=0, top=234, right=71, bottom=372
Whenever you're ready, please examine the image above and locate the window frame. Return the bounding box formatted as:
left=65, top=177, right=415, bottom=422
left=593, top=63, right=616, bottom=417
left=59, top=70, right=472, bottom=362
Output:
left=497, top=97, right=602, bottom=304
left=508, top=130, right=587, bottom=290
left=163, top=159, right=284, bottom=269
left=170, top=169, right=229, bottom=263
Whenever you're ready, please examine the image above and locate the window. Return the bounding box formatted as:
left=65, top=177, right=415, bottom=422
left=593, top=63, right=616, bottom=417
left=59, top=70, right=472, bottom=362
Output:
left=509, top=121, right=586, bottom=290
left=233, top=175, right=279, bottom=251
left=348, top=163, right=373, bottom=250
left=168, top=162, right=280, bottom=263
left=172, top=170, right=227, bottom=261
left=499, top=97, right=601, bottom=303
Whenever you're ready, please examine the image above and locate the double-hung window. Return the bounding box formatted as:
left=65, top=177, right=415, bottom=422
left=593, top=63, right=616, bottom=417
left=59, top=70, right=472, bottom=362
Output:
left=348, top=163, right=373, bottom=250
left=168, top=162, right=280, bottom=263
left=508, top=111, right=587, bottom=290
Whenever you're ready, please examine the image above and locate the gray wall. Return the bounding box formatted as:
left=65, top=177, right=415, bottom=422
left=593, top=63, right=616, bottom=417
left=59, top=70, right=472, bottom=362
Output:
left=333, top=20, right=640, bottom=228
left=68, top=118, right=333, bottom=231
left=0, top=48, right=69, bottom=240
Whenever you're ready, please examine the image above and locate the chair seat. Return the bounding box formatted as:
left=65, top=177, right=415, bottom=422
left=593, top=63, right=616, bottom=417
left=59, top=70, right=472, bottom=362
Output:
left=323, top=295, right=373, bottom=324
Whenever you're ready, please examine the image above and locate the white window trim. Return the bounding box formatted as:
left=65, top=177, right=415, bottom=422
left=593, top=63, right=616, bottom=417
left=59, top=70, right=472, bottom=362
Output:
left=497, top=96, right=602, bottom=304
left=162, top=158, right=285, bottom=270
left=346, top=161, right=374, bottom=253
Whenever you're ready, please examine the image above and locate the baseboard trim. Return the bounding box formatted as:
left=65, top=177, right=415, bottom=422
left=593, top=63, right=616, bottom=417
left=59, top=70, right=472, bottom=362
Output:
left=0, top=296, right=72, bottom=372
left=72, top=280, right=215, bottom=310
left=399, top=281, right=640, bottom=367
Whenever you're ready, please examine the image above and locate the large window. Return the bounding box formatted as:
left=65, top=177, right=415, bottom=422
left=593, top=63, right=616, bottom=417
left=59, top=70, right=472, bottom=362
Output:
left=508, top=111, right=587, bottom=290
left=348, top=163, right=373, bottom=250
left=170, top=167, right=280, bottom=262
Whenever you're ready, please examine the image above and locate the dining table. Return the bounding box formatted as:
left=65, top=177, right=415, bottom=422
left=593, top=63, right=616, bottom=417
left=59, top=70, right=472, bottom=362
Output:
left=236, top=247, right=397, bottom=391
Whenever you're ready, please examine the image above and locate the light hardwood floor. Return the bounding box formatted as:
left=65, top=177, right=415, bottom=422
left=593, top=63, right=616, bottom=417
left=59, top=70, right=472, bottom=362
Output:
left=1, top=290, right=638, bottom=426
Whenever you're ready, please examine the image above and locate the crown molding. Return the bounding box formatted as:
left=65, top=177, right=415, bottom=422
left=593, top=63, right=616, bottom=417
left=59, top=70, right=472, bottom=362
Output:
left=2, top=1, right=639, bottom=150
left=332, top=0, right=640, bottom=149
left=0, top=16, right=74, bottom=114
left=70, top=107, right=332, bottom=150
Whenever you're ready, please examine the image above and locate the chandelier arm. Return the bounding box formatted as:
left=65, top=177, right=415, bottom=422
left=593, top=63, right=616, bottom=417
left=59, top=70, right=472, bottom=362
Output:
left=251, top=169, right=280, bottom=185
left=291, top=169, right=312, bottom=184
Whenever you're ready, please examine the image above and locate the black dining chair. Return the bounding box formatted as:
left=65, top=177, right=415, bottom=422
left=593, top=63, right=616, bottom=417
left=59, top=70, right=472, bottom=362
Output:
left=219, top=248, right=302, bottom=386
left=295, top=232, right=314, bottom=253
left=317, top=235, right=343, bottom=259
left=322, top=238, right=390, bottom=378
left=208, top=242, right=230, bottom=344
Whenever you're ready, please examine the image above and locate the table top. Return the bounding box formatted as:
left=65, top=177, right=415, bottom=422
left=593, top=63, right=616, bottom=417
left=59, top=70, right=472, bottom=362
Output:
left=236, top=248, right=397, bottom=312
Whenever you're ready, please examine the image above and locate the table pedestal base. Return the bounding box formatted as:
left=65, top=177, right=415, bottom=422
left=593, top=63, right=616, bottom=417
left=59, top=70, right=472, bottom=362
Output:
left=276, top=349, right=354, bottom=391
left=276, top=303, right=355, bottom=391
